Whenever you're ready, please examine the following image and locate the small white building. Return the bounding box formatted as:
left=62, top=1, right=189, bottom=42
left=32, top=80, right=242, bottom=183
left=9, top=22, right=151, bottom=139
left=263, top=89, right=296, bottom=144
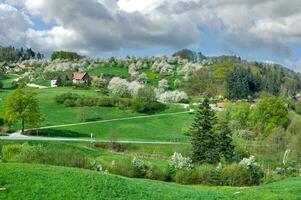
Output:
left=51, top=77, right=61, bottom=87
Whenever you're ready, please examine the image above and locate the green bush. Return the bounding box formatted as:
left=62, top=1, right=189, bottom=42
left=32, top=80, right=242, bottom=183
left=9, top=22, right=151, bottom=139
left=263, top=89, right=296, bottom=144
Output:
left=220, top=163, right=263, bottom=186
left=174, top=168, right=198, bottom=184
left=146, top=165, right=168, bottom=181
left=63, top=99, right=77, bottom=107
left=194, top=164, right=220, bottom=185
left=174, top=163, right=263, bottom=186
left=2, top=143, right=30, bottom=162
left=2, top=143, right=90, bottom=169
left=104, top=160, right=135, bottom=178
left=55, top=93, right=80, bottom=104
left=132, top=99, right=165, bottom=113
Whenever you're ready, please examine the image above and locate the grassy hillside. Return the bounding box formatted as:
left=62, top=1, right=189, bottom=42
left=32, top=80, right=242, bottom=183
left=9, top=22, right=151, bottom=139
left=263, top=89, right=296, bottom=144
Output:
left=0, top=163, right=300, bottom=200
left=0, top=87, right=192, bottom=141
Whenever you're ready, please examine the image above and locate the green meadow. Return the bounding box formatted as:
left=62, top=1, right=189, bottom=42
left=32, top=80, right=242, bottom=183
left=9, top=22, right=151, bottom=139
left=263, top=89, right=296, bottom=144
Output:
left=0, top=85, right=193, bottom=141
left=0, top=163, right=300, bottom=200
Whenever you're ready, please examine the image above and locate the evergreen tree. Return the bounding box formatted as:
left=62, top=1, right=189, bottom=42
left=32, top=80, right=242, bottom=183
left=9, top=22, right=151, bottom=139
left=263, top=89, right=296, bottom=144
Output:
left=190, top=98, right=219, bottom=164
left=216, top=121, right=234, bottom=162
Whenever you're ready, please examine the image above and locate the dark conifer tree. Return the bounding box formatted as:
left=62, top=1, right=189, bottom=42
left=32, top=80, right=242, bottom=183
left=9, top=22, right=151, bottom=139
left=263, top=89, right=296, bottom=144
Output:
left=190, top=98, right=219, bottom=164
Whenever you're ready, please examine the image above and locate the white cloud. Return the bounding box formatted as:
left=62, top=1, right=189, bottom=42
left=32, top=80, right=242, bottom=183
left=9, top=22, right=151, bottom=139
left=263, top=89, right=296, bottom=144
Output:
left=0, top=3, right=32, bottom=46
left=1, top=0, right=301, bottom=58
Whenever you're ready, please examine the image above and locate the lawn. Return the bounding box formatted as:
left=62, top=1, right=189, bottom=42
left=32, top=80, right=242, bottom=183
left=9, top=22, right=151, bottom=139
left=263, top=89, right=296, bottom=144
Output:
left=0, top=163, right=300, bottom=200
left=87, top=66, right=130, bottom=78
left=0, top=87, right=193, bottom=141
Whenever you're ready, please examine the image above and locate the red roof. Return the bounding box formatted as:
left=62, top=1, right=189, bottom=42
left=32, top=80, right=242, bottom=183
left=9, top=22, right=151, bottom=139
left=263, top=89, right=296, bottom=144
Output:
left=73, top=72, right=88, bottom=80
left=217, top=102, right=225, bottom=108
left=17, top=64, right=26, bottom=69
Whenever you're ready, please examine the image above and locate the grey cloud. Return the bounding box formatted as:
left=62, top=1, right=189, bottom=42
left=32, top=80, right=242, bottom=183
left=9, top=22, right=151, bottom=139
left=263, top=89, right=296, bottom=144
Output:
left=2, top=0, right=301, bottom=57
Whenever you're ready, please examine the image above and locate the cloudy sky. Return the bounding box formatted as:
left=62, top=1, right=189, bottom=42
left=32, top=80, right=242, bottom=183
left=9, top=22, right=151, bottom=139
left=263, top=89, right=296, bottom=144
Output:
left=1, top=0, right=301, bottom=70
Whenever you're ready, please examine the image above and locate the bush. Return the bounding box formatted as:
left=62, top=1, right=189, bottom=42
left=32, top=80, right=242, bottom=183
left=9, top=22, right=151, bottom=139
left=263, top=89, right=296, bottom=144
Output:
left=63, top=99, right=77, bottom=107
left=146, top=165, right=168, bottom=181
left=55, top=93, right=80, bottom=104
left=174, top=162, right=263, bottom=186
left=220, top=163, right=263, bottom=186
left=104, top=160, right=135, bottom=178
left=174, top=168, right=197, bottom=184
left=132, top=99, right=165, bottom=113
left=132, top=157, right=148, bottom=178
left=2, top=143, right=30, bottom=162
left=194, top=164, right=220, bottom=185
left=2, top=143, right=90, bottom=169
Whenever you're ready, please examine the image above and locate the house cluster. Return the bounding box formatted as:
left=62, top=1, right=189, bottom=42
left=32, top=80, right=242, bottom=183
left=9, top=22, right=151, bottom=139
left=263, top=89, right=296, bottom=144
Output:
left=51, top=72, right=92, bottom=87
left=1, top=62, right=27, bottom=73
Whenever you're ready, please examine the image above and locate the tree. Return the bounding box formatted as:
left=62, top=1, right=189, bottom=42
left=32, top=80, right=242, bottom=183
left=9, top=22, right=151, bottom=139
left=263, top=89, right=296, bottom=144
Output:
left=51, top=51, right=82, bottom=61
left=249, top=96, right=289, bottom=136
left=132, top=86, right=165, bottom=113
left=3, top=89, right=43, bottom=134
left=216, top=121, right=234, bottom=162
left=190, top=98, right=220, bottom=164
left=225, top=67, right=260, bottom=99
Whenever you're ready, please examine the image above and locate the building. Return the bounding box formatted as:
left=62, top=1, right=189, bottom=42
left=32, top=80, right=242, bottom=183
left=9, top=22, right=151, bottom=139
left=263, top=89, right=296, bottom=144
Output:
left=72, top=72, right=90, bottom=85
left=0, top=62, right=9, bottom=73
left=51, top=76, right=62, bottom=87
left=15, top=64, right=26, bottom=72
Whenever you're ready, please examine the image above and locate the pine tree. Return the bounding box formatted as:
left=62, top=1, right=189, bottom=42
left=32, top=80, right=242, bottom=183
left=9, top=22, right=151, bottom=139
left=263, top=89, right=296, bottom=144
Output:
left=216, top=121, right=234, bottom=162
left=190, top=98, right=219, bottom=164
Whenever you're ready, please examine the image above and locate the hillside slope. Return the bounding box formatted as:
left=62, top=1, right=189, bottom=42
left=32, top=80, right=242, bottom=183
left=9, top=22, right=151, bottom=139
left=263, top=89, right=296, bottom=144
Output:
left=0, top=163, right=300, bottom=200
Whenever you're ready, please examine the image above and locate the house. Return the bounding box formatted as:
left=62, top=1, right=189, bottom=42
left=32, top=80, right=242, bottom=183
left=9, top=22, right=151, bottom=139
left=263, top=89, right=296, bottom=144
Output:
left=217, top=102, right=226, bottom=110
left=72, top=72, right=90, bottom=85
left=0, top=62, right=9, bottom=73
left=51, top=76, right=62, bottom=87
left=15, top=64, right=26, bottom=72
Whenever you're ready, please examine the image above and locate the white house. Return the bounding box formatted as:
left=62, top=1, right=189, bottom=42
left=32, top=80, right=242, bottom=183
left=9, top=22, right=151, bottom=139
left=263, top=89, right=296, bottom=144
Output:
left=51, top=77, right=61, bottom=87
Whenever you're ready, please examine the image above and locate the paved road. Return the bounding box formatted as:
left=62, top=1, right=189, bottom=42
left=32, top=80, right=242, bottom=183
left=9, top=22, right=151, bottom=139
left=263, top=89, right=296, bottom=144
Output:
left=0, top=111, right=193, bottom=145
left=0, top=135, right=187, bottom=145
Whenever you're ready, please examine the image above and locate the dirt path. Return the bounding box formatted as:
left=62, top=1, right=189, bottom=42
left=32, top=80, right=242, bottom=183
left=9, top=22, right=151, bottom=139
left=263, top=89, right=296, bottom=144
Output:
left=27, top=83, right=48, bottom=89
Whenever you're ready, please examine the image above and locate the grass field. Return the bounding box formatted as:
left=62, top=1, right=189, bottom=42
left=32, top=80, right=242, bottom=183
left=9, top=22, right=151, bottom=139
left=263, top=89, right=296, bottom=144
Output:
left=0, top=86, right=192, bottom=141
left=87, top=66, right=130, bottom=78
left=0, top=163, right=300, bottom=200
left=0, top=140, right=191, bottom=168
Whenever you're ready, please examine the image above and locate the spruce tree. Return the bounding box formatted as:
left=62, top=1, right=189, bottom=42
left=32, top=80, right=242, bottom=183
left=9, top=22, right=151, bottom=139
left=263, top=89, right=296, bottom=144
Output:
left=190, top=98, right=219, bottom=164
left=216, top=121, right=234, bottom=162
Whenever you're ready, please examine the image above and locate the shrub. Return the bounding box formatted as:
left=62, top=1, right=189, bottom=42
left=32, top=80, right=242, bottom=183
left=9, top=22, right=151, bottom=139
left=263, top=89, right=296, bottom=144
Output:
left=132, top=157, right=148, bottom=178
left=131, top=99, right=165, bottom=113
left=55, top=93, right=80, bottom=104
left=2, top=143, right=90, bottom=169
left=220, top=163, right=263, bottom=186
left=63, top=99, right=77, bottom=107
left=169, top=152, right=193, bottom=170
left=2, top=143, right=30, bottom=162
left=104, top=160, right=135, bottom=178
left=146, top=165, right=168, bottom=181
left=174, top=168, right=197, bottom=184
left=194, top=164, right=220, bottom=185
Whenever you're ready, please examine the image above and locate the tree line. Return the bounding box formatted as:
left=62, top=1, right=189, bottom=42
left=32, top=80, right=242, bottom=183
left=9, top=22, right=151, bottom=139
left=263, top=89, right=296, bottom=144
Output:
left=0, top=46, right=44, bottom=62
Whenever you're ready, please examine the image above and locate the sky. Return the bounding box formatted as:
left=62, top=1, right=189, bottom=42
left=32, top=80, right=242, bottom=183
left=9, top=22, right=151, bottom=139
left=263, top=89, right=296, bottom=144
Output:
left=1, top=0, right=301, bottom=71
